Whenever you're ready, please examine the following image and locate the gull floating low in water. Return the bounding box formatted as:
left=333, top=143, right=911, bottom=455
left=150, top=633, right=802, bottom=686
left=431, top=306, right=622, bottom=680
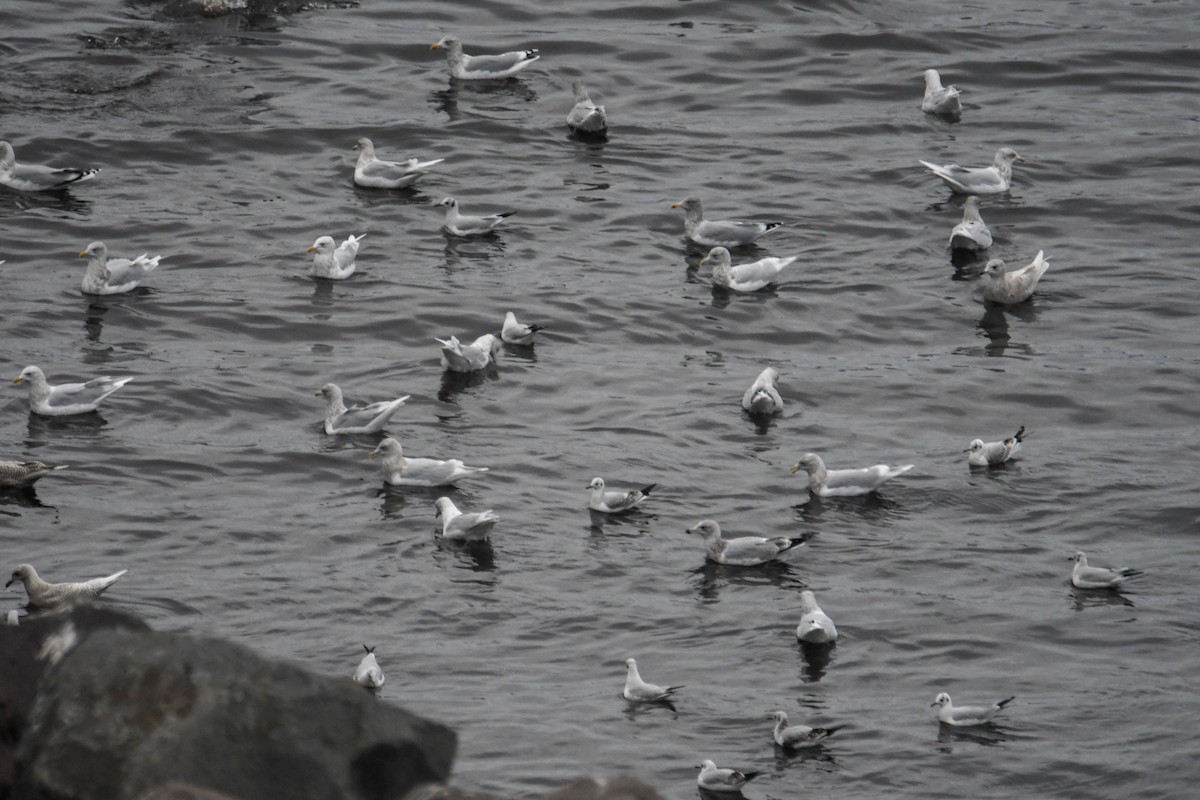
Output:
left=966, top=426, right=1025, bottom=466
left=767, top=710, right=843, bottom=749
left=308, top=234, right=364, bottom=280
left=1070, top=551, right=1143, bottom=589
left=790, top=452, right=913, bottom=497
left=6, top=563, right=127, bottom=609
left=79, top=241, right=161, bottom=295
left=369, top=437, right=489, bottom=487
left=671, top=196, right=782, bottom=248
left=796, top=590, right=838, bottom=643
left=921, top=69, right=962, bottom=119
left=501, top=311, right=545, bottom=345
left=567, top=80, right=607, bottom=135
left=353, top=138, right=443, bottom=189
left=742, top=367, right=783, bottom=416
left=700, top=246, right=798, bottom=292
left=4, top=610, right=17, bottom=626
left=949, top=196, right=992, bottom=251
left=316, top=383, right=408, bottom=435
left=920, top=147, right=1025, bottom=195
left=931, top=692, right=1014, bottom=726
left=434, top=197, right=517, bottom=237
left=686, top=519, right=809, bottom=566
left=980, top=251, right=1051, bottom=304
left=436, top=333, right=501, bottom=372
left=13, top=365, right=132, bottom=416
left=354, top=645, right=385, bottom=689
left=587, top=477, right=655, bottom=514
left=434, top=496, right=498, bottom=541
left=696, top=760, right=761, bottom=793
left=0, top=140, right=99, bottom=192
left=622, top=658, right=681, bottom=704
left=431, top=35, right=540, bottom=80
left=0, top=459, right=68, bottom=489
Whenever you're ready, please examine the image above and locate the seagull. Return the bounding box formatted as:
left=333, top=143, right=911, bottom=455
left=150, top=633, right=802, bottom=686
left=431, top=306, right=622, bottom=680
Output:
left=586, top=477, right=655, bottom=514
left=6, top=563, right=127, bottom=609
left=567, top=80, right=607, bottom=134
left=696, top=760, right=761, bottom=793
left=670, top=196, right=783, bottom=248
left=1070, top=551, right=1143, bottom=590
left=796, top=590, right=838, bottom=643
left=368, top=437, right=488, bottom=487
left=920, top=147, right=1025, bottom=195
left=434, top=496, right=499, bottom=542
left=685, top=519, right=809, bottom=566
left=790, top=452, right=913, bottom=497
left=0, top=140, right=99, bottom=192
left=315, top=383, right=408, bottom=435
left=965, top=426, right=1026, bottom=466
left=79, top=241, right=162, bottom=295
left=622, top=658, right=682, bottom=704
left=5, top=610, right=17, bottom=626
left=13, top=365, right=132, bottom=416
left=433, top=197, right=517, bottom=237
left=980, top=251, right=1051, bottom=304
left=931, top=692, right=1015, bottom=726
left=767, top=710, right=843, bottom=749
left=742, top=367, right=783, bottom=416
left=921, top=69, right=962, bottom=119
left=0, top=459, right=68, bottom=489
left=352, top=137, right=443, bottom=190
left=308, top=234, right=364, bottom=280
left=949, top=196, right=992, bottom=251
left=501, top=311, right=545, bottom=345
left=700, top=246, right=798, bottom=292
left=435, top=333, right=501, bottom=372
left=354, top=645, right=385, bottom=689
left=431, top=35, right=540, bottom=80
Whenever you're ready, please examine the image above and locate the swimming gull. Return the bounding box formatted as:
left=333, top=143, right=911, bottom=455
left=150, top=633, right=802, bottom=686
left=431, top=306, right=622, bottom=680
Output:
left=931, top=692, right=1014, bottom=726
left=696, top=760, right=761, bottom=793
left=4, top=610, right=16, bottom=626
left=308, top=234, right=364, bottom=280
left=790, top=452, right=913, bottom=497
left=79, top=241, right=162, bottom=295
left=354, top=645, right=386, bottom=689
left=316, top=383, right=408, bottom=435
left=921, top=69, right=962, bottom=119
left=671, top=196, right=783, bottom=248
left=965, top=425, right=1025, bottom=466
left=0, top=140, right=99, bottom=192
left=767, top=710, right=843, bottom=749
left=501, top=311, right=545, bottom=345
left=920, top=147, right=1025, bottom=195
left=6, top=563, right=127, bottom=609
left=567, top=80, right=607, bottom=134
left=742, top=367, right=783, bottom=416
left=0, top=459, right=68, bottom=489
left=796, top=590, right=838, bottom=643
left=434, top=496, right=498, bottom=541
left=949, top=196, right=992, bottom=251
left=587, top=477, right=655, bottom=514
left=431, top=35, right=540, bottom=80
left=13, top=365, right=132, bottom=416
left=436, top=333, right=500, bottom=372
left=685, top=519, right=809, bottom=566
left=353, top=137, right=443, bottom=189
left=434, top=197, right=517, bottom=236
left=368, top=437, right=488, bottom=487
left=622, top=658, right=682, bottom=704
left=700, top=246, right=798, bottom=292
left=1070, top=551, right=1142, bottom=590
left=980, top=251, right=1050, bottom=304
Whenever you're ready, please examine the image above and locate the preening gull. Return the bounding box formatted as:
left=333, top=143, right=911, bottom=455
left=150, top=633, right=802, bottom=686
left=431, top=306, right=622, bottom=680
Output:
left=790, top=452, right=913, bottom=497
left=1070, top=551, right=1142, bottom=589
left=13, top=365, right=131, bottom=416
left=79, top=241, right=161, bottom=295
left=921, top=69, right=962, bottom=119
left=696, top=760, right=761, bottom=793
left=965, top=426, right=1025, bottom=466
left=671, top=196, right=782, bottom=248
left=701, top=246, right=797, bottom=292
left=767, top=710, right=843, bottom=749
left=0, top=140, right=99, bottom=192
left=434, top=496, right=498, bottom=541
left=796, top=590, right=838, bottom=643
left=920, top=147, right=1025, bottom=195
left=622, top=658, right=681, bottom=704
left=949, top=196, right=992, bottom=251
left=436, top=333, right=500, bottom=372
left=0, top=459, right=67, bottom=489
left=931, top=692, right=1014, bottom=726
left=587, top=477, right=655, bottom=514
left=685, top=519, right=809, bottom=566
left=353, top=138, right=443, bottom=189
left=501, top=311, right=545, bottom=345
left=742, top=367, right=783, bottom=416
left=431, top=35, right=540, bottom=80
left=316, top=383, right=408, bottom=435
left=434, top=197, right=516, bottom=237
left=368, top=437, right=488, bottom=487
left=308, top=234, right=364, bottom=280
left=980, top=251, right=1050, bottom=304
left=354, top=645, right=386, bottom=689
left=6, top=563, right=127, bottom=609
left=567, top=80, right=607, bottom=134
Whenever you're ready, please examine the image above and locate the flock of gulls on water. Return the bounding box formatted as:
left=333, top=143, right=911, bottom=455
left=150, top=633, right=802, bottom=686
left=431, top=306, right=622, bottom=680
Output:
left=1, top=35, right=1148, bottom=794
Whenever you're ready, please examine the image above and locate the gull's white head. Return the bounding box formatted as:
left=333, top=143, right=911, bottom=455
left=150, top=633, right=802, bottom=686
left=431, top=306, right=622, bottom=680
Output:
left=431, top=35, right=460, bottom=50
left=13, top=366, right=44, bottom=385
left=798, top=589, right=818, bottom=613
left=671, top=196, right=701, bottom=213
left=316, top=382, right=341, bottom=400
left=307, top=236, right=335, bottom=255
left=996, top=147, right=1025, bottom=165
left=931, top=692, right=952, bottom=708
left=790, top=452, right=823, bottom=475
left=80, top=241, right=106, bottom=259
left=686, top=519, right=721, bottom=538
left=699, top=246, right=731, bottom=268
left=981, top=259, right=1007, bottom=281
left=587, top=477, right=605, bottom=491
left=369, top=437, right=402, bottom=460
left=5, top=564, right=35, bottom=588
left=1071, top=551, right=1087, bottom=564
left=966, top=439, right=985, bottom=453
left=434, top=197, right=458, bottom=210
left=434, top=496, right=456, bottom=518
left=923, top=69, right=942, bottom=89
left=767, top=710, right=788, bottom=723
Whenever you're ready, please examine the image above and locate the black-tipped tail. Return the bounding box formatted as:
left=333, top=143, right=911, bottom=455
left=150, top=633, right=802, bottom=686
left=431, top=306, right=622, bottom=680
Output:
left=498, top=210, right=518, bottom=219
left=783, top=532, right=815, bottom=551
left=640, top=483, right=657, bottom=496
left=362, top=644, right=374, bottom=655
left=763, top=222, right=784, bottom=232
left=741, top=771, right=763, bottom=783
left=1012, top=425, right=1027, bottom=443
left=996, top=696, right=1016, bottom=709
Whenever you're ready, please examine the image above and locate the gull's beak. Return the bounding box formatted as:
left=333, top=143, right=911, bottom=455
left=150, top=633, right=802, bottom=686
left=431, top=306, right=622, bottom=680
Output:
left=4, top=578, right=13, bottom=588
left=789, top=463, right=801, bottom=474
left=430, top=43, right=442, bottom=50
left=352, top=144, right=360, bottom=151
left=368, top=449, right=380, bottom=460
left=670, top=201, right=682, bottom=209
left=306, top=245, right=316, bottom=253
left=313, top=389, right=322, bottom=396
left=930, top=701, right=940, bottom=707
left=699, top=256, right=709, bottom=266
left=78, top=250, right=88, bottom=258
left=962, top=447, right=971, bottom=452
left=12, top=376, right=23, bottom=384
left=1016, top=155, right=1028, bottom=163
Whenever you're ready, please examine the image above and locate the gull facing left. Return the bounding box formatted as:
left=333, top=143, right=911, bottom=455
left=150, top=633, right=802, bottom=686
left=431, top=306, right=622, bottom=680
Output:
left=308, top=234, right=364, bottom=280
left=980, top=251, right=1051, bottom=304
left=1070, top=551, right=1143, bottom=589
left=434, top=197, right=517, bottom=237
left=931, top=692, right=1015, bottom=726
left=316, top=383, right=409, bottom=435
left=686, top=519, right=809, bottom=566
left=368, top=437, right=489, bottom=487
left=701, top=246, right=798, bottom=292
left=434, top=497, right=498, bottom=542
left=501, top=311, right=545, bottom=345
left=622, top=658, right=681, bottom=704
left=767, top=710, right=843, bottom=749
left=587, top=477, right=655, bottom=514
left=431, top=35, right=540, bottom=81
left=7, top=563, right=127, bottom=609
left=790, top=452, right=913, bottom=497
left=966, top=426, right=1026, bottom=466
left=696, top=760, right=761, bottom=793
left=79, top=241, right=162, bottom=295
left=13, top=365, right=132, bottom=416
left=671, top=196, right=782, bottom=248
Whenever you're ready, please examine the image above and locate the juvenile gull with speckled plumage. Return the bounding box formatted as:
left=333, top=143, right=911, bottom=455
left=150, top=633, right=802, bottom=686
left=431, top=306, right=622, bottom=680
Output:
left=6, top=563, right=127, bottom=609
